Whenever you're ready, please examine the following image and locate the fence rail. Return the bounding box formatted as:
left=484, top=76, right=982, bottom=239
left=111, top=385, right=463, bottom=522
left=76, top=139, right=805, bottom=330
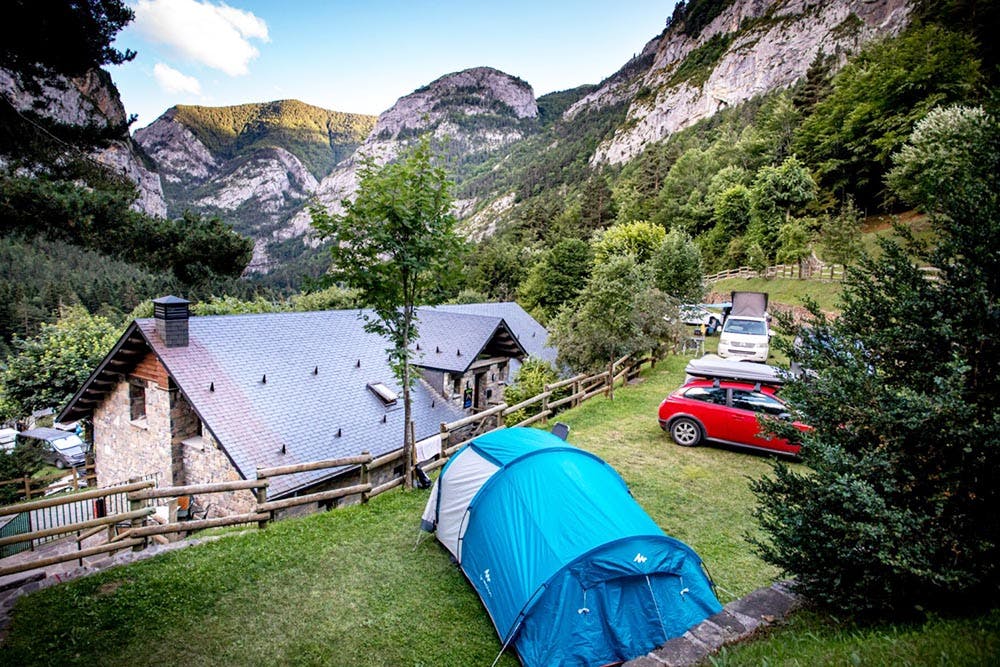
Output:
left=0, top=349, right=665, bottom=578
left=703, top=261, right=847, bottom=284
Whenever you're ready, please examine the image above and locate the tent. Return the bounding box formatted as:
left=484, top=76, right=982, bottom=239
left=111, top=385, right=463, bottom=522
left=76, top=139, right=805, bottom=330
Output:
left=421, top=427, right=722, bottom=666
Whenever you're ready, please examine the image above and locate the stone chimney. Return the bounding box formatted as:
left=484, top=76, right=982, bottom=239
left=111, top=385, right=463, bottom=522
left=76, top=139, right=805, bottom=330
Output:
left=153, top=295, right=190, bottom=347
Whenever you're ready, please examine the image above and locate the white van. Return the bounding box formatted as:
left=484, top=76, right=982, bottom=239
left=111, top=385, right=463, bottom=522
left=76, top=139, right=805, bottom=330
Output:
left=718, top=316, right=770, bottom=361
left=718, top=291, right=770, bottom=362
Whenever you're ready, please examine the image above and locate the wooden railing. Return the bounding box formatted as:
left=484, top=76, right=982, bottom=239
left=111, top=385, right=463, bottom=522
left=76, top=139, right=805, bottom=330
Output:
left=0, top=351, right=665, bottom=577
left=704, top=261, right=846, bottom=284
left=0, top=461, right=97, bottom=503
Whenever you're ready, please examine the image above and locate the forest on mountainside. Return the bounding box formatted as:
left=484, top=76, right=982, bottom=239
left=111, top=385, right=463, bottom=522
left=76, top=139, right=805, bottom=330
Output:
left=456, top=3, right=997, bottom=324
left=0, top=0, right=258, bottom=357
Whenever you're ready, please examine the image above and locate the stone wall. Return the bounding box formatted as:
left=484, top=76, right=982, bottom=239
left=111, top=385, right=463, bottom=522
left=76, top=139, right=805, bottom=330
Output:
left=92, top=378, right=172, bottom=488
left=421, top=360, right=510, bottom=412
left=179, top=428, right=256, bottom=517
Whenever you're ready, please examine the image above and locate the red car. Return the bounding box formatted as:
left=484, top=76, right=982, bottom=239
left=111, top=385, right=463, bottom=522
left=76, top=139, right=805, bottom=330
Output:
left=657, top=379, right=809, bottom=456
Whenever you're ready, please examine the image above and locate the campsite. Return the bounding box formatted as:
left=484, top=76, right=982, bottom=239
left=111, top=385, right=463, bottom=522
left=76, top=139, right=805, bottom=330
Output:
left=2, top=351, right=996, bottom=665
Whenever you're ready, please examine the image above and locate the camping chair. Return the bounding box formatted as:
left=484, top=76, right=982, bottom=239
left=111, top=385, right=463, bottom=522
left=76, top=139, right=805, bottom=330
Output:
left=176, top=495, right=211, bottom=521
left=551, top=422, right=570, bottom=441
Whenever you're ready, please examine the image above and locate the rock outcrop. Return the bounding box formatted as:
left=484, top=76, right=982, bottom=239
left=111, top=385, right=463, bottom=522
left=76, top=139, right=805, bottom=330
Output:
left=582, top=0, right=911, bottom=164
left=283, top=66, right=539, bottom=247
left=134, top=100, right=376, bottom=272
left=0, top=66, right=167, bottom=217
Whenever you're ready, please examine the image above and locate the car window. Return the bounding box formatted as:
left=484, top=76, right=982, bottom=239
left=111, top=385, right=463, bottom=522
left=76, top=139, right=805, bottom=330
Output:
left=731, top=389, right=786, bottom=415
left=683, top=386, right=728, bottom=405
left=723, top=318, right=766, bottom=335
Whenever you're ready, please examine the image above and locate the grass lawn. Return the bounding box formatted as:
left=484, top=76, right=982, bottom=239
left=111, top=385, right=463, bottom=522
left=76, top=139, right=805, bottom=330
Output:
left=708, top=277, right=843, bottom=314
left=3, top=354, right=996, bottom=665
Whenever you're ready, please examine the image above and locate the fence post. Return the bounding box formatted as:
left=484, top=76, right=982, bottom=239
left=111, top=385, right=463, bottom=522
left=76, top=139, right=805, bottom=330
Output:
left=254, top=476, right=269, bottom=530
left=360, top=451, right=370, bottom=504
left=541, top=391, right=549, bottom=426
left=128, top=477, right=145, bottom=552
left=607, top=361, right=615, bottom=400
left=572, top=378, right=580, bottom=407
left=23, top=475, right=31, bottom=501
left=439, top=422, right=449, bottom=460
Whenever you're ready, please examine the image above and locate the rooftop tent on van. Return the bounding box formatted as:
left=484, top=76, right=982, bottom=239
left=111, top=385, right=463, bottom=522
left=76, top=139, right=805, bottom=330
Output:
left=730, top=291, right=768, bottom=318
left=421, top=427, right=721, bottom=666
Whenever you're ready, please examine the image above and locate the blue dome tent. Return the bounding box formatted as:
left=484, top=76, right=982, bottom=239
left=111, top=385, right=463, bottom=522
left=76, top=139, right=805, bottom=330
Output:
left=421, top=428, right=722, bottom=666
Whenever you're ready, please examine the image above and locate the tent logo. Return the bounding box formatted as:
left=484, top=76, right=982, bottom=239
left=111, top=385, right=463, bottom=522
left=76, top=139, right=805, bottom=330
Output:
left=633, top=553, right=648, bottom=564
left=479, top=569, right=494, bottom=598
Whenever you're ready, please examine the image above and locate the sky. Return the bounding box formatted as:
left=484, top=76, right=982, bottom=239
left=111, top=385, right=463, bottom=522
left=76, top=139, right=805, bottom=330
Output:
left=110, top=0, right=676, bottom=129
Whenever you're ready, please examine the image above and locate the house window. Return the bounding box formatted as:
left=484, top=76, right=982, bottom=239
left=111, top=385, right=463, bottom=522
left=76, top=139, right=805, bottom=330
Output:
left=129, top=379, right=147, bottom=421
left=452, top=376, right=462, bottom=397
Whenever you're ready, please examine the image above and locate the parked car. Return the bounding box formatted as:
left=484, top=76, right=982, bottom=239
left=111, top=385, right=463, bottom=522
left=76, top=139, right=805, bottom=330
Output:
left=679, top=304, right=723, bottom=334
left=718, top=291, right=771, bottom=362
left=657, top=379, right=809, bottom=456
left=717, top=316, right=771, bottom=361
left=15, top=427, right=89, bottom=469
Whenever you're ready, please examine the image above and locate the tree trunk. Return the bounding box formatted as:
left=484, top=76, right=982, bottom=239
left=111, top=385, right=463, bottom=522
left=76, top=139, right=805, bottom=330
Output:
left=402, top=305, right=413, bottom=490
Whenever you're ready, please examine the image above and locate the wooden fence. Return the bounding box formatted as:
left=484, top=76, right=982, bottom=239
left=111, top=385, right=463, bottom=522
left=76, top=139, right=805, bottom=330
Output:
left=0, top=351, right=662, bottom=578
left=704, top=261, right=846, bottom=284
left=0, top=461, right=97, bottom=503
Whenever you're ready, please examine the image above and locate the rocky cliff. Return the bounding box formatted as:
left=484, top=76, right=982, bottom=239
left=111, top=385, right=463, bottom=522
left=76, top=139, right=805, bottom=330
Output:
left=0, top=66, right=167, bottom=217
left=579, top=0, right=911, bottom=164
left=279, top=67, right=540, bottom=257
left=134, top=100, right=375, bottom=272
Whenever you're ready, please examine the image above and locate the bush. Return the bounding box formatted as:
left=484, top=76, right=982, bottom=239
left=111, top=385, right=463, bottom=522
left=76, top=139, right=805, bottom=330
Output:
left=502, top=358, right=560, bottom=426
left=750, top=104, right=1000, bottom=618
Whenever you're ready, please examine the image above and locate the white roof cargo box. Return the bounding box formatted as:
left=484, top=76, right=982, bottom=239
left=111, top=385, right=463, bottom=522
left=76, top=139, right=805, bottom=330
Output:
left=685, top=355, right=788, bottom=385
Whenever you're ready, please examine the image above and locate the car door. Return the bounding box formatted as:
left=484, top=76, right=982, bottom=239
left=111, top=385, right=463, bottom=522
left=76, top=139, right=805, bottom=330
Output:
left=729, top=388, right=797, bottom=453
left=680, top=386, right=729, bottom=438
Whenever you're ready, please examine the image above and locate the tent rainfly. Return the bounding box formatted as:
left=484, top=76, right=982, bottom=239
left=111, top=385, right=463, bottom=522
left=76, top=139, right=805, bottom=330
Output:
left=421, top=428, right=722, bottom=666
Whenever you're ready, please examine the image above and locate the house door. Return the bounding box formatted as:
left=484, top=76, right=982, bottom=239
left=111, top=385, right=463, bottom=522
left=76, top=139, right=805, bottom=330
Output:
left=474, top=372, right=487, bottom=409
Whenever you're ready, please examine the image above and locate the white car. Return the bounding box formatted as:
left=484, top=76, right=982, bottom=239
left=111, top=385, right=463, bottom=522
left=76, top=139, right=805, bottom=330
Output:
left=679, top=304, right=722, bottom=334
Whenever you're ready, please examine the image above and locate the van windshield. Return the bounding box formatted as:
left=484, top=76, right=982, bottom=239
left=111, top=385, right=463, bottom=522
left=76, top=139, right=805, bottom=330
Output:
left=52, top=435, right=84, bottom=452
left=723, top=318, right=767, bottom=336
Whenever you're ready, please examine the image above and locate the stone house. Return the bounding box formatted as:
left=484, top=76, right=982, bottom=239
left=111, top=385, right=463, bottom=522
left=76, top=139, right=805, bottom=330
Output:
left=58, top=297, right=556, bottom=517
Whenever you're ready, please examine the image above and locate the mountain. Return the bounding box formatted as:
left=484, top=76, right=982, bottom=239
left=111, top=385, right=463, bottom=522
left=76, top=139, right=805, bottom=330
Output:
left=279, top=66, right=540, bottom=248
left=0, top=65, right=166, bottom=217
left=451, top=0, right=911, bottom=235
left=578, top=0, right=911, bottom=164
left=134, top=100, right=376, bottom=272
left=134, top=0, right=914, bottom=282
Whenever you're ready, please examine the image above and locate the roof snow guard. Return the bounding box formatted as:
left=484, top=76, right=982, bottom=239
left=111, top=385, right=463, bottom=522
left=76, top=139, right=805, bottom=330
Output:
left=421, top=428, right=721, bottom=666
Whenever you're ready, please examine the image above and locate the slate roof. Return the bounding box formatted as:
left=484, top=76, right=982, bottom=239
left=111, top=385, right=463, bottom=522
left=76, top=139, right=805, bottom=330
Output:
left=59, top=305, right=553, bottom=499
left=409, top=308, right=524, bottom=373
left=428, top=303, right=558, bottom=368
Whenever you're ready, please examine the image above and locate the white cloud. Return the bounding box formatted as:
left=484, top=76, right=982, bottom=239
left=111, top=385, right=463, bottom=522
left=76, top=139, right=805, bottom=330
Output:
left=153, top=62, right=202, bottom=95
left=132, top=0, right=269, bottom=76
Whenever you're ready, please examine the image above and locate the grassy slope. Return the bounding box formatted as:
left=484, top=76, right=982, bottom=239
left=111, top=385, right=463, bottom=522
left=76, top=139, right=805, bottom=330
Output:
left=2, top=354, right=995, bottom=665
left=0, top=355, right=777, bottom=665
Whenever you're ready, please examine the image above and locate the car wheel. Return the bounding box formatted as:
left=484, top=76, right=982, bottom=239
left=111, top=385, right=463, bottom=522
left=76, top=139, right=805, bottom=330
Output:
left=55, top=459, right=65, bottom=470
left=670, top=418, right=702, bottom=447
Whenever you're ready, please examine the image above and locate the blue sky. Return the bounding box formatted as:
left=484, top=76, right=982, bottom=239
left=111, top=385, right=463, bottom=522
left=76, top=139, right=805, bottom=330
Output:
left=111, top=1, right=675, bottom=128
